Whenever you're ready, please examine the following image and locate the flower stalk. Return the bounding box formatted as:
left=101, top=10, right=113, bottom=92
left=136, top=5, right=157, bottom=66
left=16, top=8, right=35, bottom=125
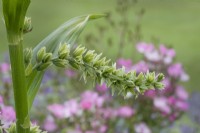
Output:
left=26, top=44, right=164, bottom=106
left=2, top=0, right=31, bottom=132
left=9, top=42, right=30, bottom=133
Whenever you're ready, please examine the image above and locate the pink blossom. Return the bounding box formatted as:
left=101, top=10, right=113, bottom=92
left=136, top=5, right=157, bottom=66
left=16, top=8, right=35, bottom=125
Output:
left=154, top=97, right=171, bottom=114
left=99, top=125, right=107, bottom=133
left=144, top=90, right=156, bottom=98
left=159, top=45, right=168, bottom=55
left=96, top=83, right=108, bottom=93
left=180, top=72, right=189, bottom=81
left=95, top=97, right=104, bottom=107
left=43, top=116, right=57, bottom=132
left=0, top=63, right=10, bottom=73
left=161, top=78, right=173, bottom=94
left=145, top=51, right=161, bottom=62
left=167, top=63, right=183, bottom=78
left=100, top=108, right=117, bottom=119
left=1, top=106, right=16, bottom=122
left=80, top=91, right=104, bottom=110
left=64, top=99, right=80, bottom=117
left=80, top=100, right=92, bottom=110
left=167, top=96, right=177, bottom=105
left=132, top=61, right=149, bottom=73
left=175, top=86, right=188, bottom=100
left=117, top=106, right=135, bottom=118
left=163, top=56, right=173, bottom=64
left=159, top=45, right=176, bottom=57
left=136, top=42, right=154, bottom=54
left=48, top=104, right=65, bottom=119
left=117, top=58, right=132, bottom=69
left=65, top=69, right=77, bottom=78
left=0, top=106, right=16, bottom=127
left=162, top=78, right=171, bottom=89
left=175, top=100, right=188, bottom=111
left=134, top=122, right=151, bottom=133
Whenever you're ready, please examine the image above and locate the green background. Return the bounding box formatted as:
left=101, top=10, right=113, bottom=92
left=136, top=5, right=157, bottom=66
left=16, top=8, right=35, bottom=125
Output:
left=0, top=0, right=200, bottom=91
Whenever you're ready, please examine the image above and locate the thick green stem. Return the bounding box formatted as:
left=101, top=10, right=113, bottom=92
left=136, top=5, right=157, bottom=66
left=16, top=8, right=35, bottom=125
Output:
left=9, top=42, right=30, bottom=133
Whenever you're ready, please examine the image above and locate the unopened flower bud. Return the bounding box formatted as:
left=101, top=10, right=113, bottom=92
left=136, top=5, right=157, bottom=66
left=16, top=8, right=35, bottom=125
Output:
left=73, top=46, right=86, bottom=57
left=157, top=73, right=165, bottom=82
left=52, top=59, right=68, bottom=68
left=36, top=47, right=46, bottom=63
left=154, top=82, right=164, bottom=89
left=25, top=63, right=33, bottom=76
left=58, top=43, right=70, bottom=59
left=83, top=50, right=95, bottom=63
left=24, top=48, right=32, bottom=64
left=146, top=72, right=155, bottom=83
left=36, top=62, right=51, bottom=71
left=94, top=57, right=106, bottom=67
left=23, top=17, right=32, bottom=34
left=42, top=53, right=52, bottom=63
left=69, top=60, right=79, bottom=69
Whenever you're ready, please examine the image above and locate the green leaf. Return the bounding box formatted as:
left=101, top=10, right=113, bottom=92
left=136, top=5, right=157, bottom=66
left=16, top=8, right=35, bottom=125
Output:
left=27, top=14, right=106, bottom=109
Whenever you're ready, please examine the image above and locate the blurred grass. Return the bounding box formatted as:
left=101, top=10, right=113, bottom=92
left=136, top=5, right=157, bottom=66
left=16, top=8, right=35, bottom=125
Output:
left=0, top=0, right=200, bottom=92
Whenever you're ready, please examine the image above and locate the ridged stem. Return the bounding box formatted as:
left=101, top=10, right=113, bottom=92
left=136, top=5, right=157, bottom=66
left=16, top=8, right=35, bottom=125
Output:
left=9, top=42, right=30, bottom=133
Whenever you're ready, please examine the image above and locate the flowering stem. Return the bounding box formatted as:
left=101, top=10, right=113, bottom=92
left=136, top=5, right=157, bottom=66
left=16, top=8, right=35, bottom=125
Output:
left=9, top=42, right=30, bottom=133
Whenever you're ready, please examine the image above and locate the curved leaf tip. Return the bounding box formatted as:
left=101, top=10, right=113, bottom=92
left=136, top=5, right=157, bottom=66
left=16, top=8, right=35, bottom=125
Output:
left=88, top=13, right=108, bottom=20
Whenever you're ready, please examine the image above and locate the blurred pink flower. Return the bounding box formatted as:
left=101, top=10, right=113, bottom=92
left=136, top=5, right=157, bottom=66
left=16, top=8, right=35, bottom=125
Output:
left=0, top=106, right=16, bottom=127
left=117, top=106, right=135, bottom=118
left=80, top=100, right=92, bottom=110
left=99, top=125, right=107, bottom=133
left=154, top=97, right=171, bottom=114
left=64, top=99, right=80, bottom=117
left=96, top=83, right=108, bottom=93
left=132, top=61, right=149, bottom=73
left=144, top=90, right=156, bottom=98
left=175, top=86, right=188, bottom=100
left=65, top=69, right=77, bottom=78
left=167, top=63, right=183, bottom=78
left=95, top=97, right=104, bottom=108
left=100, top=108, right=117, bottom=119
left=175, top=100, right=188, bottom=111
left=43, top=116, right=57, bottom=132
left=117, top=58, right=132, bottom=70
left=136, top=42, right=154, bottom=54
left=145, top=51, right=161, bottom=62
left=80, top=91, right=104, bottom=110
left=0, top=63, right=10, bottom=73
left=48, top=104, right=65, bottom=119
left=162, top=78, right=170, bottom=89
left=167, top=96, right=177, bottom=105
left=1, top=106, right=16, bottom=121
left=180, top=72, right=189, bottom=81
left=134, top=122, right=151, bottom=133
left=159, top=45, right=176, bottom=58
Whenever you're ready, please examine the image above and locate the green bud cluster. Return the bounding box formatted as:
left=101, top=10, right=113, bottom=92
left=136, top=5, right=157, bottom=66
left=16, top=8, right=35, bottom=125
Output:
left=0, top=123, right=47, bottom=133
left=70, top=46, right=164, bottom=97
left=23, top=17, right=32, bottom=34
left=24, top=44, right=164, bottom=97
left=35, top=47, right=52, bottom=71
left=24, top=48, right=33, bottom=65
